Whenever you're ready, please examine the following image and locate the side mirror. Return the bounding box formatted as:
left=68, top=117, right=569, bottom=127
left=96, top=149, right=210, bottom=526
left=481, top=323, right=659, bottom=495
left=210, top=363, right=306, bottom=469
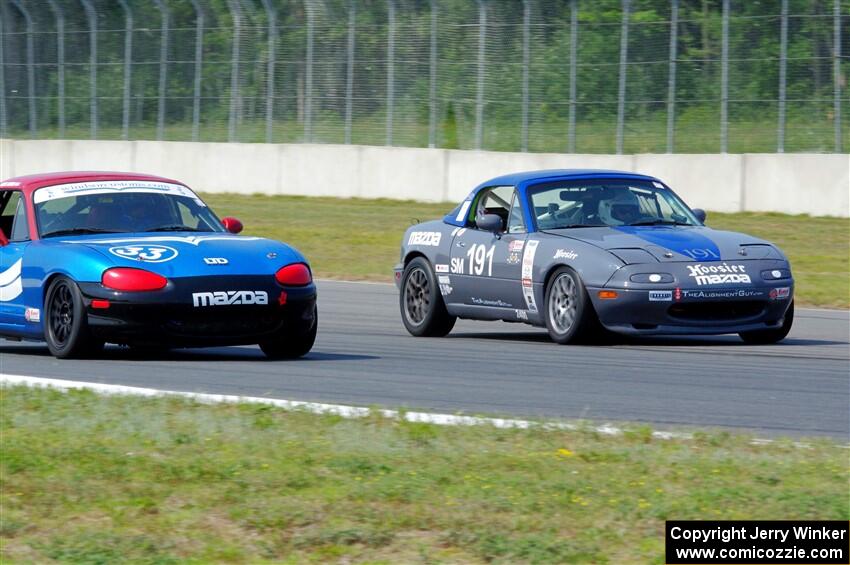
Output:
left=476, top=213, right=503, bottom=234
left=692, top=208, right=707, bottom=223
left=222, top=217, right=243, bottom=234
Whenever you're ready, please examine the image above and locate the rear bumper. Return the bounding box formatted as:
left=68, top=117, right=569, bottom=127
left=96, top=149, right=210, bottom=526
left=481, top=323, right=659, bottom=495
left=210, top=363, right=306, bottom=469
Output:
left=79, top=276, right=317, bottom=347
left=588, top=285, right=792, bottom=336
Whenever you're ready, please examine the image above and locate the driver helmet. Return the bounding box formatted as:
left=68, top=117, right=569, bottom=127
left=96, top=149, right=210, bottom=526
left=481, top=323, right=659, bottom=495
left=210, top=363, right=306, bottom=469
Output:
left=598, top=189, right=641, bottom=226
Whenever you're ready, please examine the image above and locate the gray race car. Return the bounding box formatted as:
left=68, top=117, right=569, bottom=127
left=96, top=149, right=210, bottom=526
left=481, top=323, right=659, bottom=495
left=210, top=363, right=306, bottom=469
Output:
left=394, top=169, right=794, bottom=344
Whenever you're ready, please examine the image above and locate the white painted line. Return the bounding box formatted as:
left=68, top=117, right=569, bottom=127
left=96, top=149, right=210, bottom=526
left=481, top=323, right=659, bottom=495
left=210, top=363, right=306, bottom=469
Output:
left=1, top=373, right=689, bottom=440
left=3, top=373, right=841, bottom=448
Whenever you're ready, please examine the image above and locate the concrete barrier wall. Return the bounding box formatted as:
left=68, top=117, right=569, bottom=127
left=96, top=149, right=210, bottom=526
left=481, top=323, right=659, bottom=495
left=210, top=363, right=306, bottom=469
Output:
left=1, top=139, right=847, bottom=217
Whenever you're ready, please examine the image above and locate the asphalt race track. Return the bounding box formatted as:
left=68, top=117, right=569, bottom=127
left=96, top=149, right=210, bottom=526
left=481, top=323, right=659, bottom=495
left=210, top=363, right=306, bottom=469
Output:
left=1, top=280, right=848, bottom=439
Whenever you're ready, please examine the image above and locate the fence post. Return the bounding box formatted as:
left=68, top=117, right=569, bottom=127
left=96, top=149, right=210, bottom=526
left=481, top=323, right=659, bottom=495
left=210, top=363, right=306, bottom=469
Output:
left=46, top=0, right=65, bottom=138
left=776, top=0, right=787, bottom=152
left=615, top=0, right=629, bottom=154
left=475, top=0, right=486, bottom=150
left=720, top=0, right=729, bottom=153
left=79, top=0, right=97, bottom=139
left=568, top=0, right=577, bottom=153
left=188, top=0, right=204, bottom=142
left=304, top=0, right=314, bottom=142
left=117, top=0, right=132, bottom=140
left=428, top=0, right=437, bottom=148
left=386, top=0, right=395, bottom=146
left=152, top=0, right=169, bottom=141
left=0, top=13, right=6, bottom=138
left=834, top=0, right=842, bottom=153
left=259, top=0, right=276, bottom=143
left=345, top=0, right=355, bottom=145
left=521, top=0, right=530, bottom=152
left=666, top=0, right=677, bottom=153
left=228, top=0, right=241, bottom=142
left=10, top=0, right=36, bottom=138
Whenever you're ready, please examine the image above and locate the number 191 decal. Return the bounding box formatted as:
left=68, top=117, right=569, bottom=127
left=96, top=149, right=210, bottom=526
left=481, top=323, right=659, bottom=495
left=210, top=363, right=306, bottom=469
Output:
left=467, top=244, right=495, bottom=277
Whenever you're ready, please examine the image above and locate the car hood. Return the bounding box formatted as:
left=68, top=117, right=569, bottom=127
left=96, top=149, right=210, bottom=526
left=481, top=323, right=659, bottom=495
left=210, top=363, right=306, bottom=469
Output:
left=542, top=225, right=780, bottom=262
left=49, top=232, right=305, bottom=276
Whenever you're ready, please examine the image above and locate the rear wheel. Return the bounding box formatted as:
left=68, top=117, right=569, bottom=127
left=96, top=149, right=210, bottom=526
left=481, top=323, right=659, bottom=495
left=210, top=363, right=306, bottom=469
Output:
left=260, top=307, right=318, bottom=359
left=543, top=267, right=597, bottom=345
left=400, top=257, right=456, bottom=337
left=739, top=300, right=794, bottom=344
left=44, top=276, right=104, bottom=359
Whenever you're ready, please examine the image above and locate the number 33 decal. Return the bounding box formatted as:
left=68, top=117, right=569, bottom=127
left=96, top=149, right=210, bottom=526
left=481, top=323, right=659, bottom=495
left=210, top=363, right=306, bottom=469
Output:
left=467, top=244, right=495, bottom=277
left=108, top=245, right=179, bottom=263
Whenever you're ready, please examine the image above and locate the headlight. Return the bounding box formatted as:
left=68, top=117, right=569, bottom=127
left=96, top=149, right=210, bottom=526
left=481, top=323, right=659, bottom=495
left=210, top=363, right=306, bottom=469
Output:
left=630, top=273, right=674, bottom=284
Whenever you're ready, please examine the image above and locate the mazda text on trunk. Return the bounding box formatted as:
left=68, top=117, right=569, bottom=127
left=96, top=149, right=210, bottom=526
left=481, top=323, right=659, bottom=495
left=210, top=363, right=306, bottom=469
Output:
left=0, top=171, right=317, bottom=359
left=395, top=170, right=794, bottom=344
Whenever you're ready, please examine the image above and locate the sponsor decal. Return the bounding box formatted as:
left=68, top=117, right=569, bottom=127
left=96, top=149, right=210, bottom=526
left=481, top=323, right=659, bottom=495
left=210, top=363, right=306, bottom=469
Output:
left=521, top=240, right=540, bottom=313
left=506, top=252, right=521, bottom=265
left=24, top=308, right=40, bottom=323
left=686, top=262, right=751, bottom=286
left=109, top=245, right=178, bottom=263
left=554, top=249, right=578, bottom=260
left=33, top=180, right=202, bottom=205
left=203, top=257, right=228, bottom=265
left=515, top=309, right=528, bottom=320
left=649, top=290, right=673, bottom=302
left=769, top=287, right=791, bottom=300
left=508, top=240, right=525, bottom=253
left=0, top=258, right=23, bottom=302
left=680, top=289, right=765, bottom=300
left=455, top=201, right=472, bottom=222
left=437, top=275, right=451, bottom=285
left=408, top=231, right=442, bottom=247
left=435, top=263, right=449, bottom=273
left=267, top=252, right=278, bottom=259
left=450, top=257, right=465, bottom=274
left=439, top=284, right=453, bottom=296
left=471, top=297, right=512, bottom=308
left=192, top=290, right=268, bottom=307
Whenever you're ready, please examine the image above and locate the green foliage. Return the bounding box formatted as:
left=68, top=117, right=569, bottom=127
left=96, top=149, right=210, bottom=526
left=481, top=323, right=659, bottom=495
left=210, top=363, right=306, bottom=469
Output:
left=3, top=0, right=846, bottom=152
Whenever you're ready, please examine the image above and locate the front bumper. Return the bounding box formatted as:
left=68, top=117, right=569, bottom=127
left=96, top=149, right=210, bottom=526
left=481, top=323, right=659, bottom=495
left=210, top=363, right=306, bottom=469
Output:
left=78, top=276, right=317, bottom=347
left=588, top=260, right=794, bottom=335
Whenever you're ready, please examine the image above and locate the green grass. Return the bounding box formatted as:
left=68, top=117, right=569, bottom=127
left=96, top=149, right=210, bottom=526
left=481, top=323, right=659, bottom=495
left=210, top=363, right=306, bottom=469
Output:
left=1, top=386, right=847, bottom=564
left=203, top=193, right=850, bottom=309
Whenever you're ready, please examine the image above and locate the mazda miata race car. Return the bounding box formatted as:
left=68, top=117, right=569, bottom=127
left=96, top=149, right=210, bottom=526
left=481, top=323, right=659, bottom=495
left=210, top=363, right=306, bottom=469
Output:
left=0, top=171, right=317, bottom=359
left=395, top=170, right=794, bottom=344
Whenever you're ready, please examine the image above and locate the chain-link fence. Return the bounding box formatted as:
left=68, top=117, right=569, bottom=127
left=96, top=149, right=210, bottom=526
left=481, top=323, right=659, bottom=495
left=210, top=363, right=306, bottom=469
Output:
left=1, top=0, right=847, bottom=153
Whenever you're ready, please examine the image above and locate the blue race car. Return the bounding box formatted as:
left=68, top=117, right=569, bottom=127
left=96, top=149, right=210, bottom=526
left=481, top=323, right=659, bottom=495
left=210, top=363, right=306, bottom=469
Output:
left=0, top=171, right=317, bottom=359
left=395, top=170, right=794, bottom=344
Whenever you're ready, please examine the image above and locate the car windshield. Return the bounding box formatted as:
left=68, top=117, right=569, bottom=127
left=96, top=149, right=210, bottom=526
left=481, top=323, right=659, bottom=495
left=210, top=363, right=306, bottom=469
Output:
left=528, top=179, right=700, bottom=230
left=34, top=182, right=224, bottom=238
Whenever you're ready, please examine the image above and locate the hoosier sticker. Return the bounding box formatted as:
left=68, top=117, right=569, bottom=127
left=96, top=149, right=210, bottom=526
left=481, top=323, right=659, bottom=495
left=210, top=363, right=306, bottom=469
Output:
left=521, top=240, right=540, bottom=313
left=686, top=263, right=751, bottom=286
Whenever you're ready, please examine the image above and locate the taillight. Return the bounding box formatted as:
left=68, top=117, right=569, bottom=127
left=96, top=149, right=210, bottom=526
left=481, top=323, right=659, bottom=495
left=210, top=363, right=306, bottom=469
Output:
left=275, top=263, right=312, bottom=286
left=102, top=268, right=167, bottom=292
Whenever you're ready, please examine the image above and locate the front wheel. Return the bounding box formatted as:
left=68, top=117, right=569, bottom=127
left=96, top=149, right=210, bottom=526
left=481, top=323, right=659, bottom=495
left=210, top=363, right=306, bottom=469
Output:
left=44, top=276, right=104, bottom=359
left=400, top=257, right=456, bottom=337
left=739, top=301, right=794, bottom=344
left=543, top=267, right=597, bottom=345
left=260, top=307, right=318, bottom=359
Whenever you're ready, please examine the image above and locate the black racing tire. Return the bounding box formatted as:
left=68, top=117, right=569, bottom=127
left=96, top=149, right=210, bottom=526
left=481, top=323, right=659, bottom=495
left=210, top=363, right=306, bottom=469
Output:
left=260, top=307, right=318, bottom=359
left=44, top=276, right=104, bottom=359
left=399, top=257, right=456, bottom=337
left=739, top=300, right=794, bottom=344
left=543, top=266, right=598, bottom=345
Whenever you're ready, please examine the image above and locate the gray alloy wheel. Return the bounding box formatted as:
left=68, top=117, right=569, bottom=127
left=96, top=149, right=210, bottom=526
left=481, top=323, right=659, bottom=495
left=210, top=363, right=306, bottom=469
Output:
left=543, top=266, right=594, bottom=345
left=399, top=257, right=456, bottom=337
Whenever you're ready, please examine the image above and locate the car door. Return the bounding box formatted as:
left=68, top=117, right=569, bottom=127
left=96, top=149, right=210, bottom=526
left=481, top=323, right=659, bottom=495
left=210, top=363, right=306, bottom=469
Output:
left=449, top=186, right=527, bottom=314
left=0, top=191, right=32, bottom=329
